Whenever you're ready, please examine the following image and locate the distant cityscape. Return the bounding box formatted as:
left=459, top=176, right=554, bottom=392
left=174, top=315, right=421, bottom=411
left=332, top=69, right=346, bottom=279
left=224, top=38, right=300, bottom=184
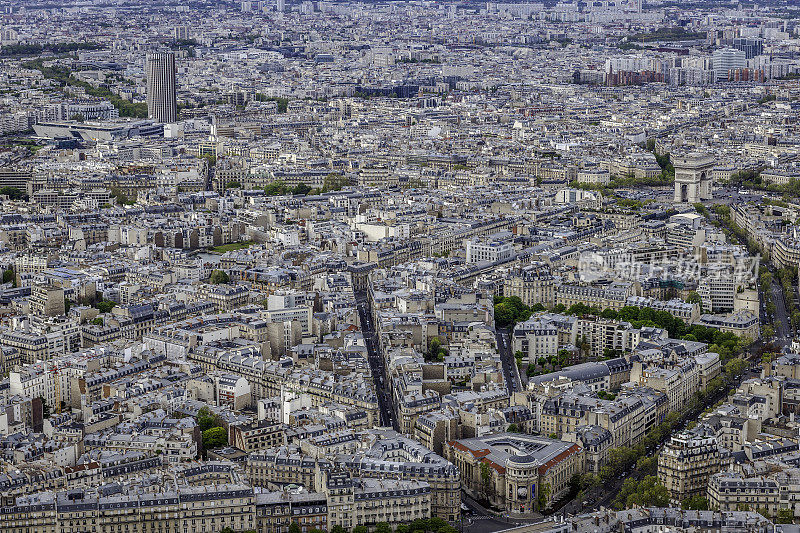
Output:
left=0, top=0, right=800, bottom=532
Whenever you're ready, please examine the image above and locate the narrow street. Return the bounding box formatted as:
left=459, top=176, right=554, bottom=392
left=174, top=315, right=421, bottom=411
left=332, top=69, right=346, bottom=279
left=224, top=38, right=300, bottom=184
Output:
left=772, top=278, right=792, bottom=343
left=355, top=290, right=396, bottom=430
left=712, top=208, right=794, bottom=347
left=495, top=328, right=520, bottom=394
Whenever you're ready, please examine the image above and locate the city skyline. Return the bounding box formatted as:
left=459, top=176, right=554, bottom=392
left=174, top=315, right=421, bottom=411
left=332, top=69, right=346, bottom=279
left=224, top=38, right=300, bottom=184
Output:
left=0, top=0, right=798, bottom=532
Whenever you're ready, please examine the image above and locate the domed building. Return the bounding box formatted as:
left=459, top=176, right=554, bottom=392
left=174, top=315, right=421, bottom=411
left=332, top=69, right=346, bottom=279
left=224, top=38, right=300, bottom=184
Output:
left=443, top=433, right=583, bottom=513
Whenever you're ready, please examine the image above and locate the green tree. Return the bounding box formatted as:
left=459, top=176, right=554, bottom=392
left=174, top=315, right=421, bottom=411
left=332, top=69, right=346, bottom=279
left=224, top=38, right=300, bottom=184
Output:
left=353, top=526, right=369, bottom=533
left=322, top=173, right=349, bottom=192
left=109, top=186, right=134, bottom=205
left=537, top=482, right=551, bottom=510
left=428, top=518, right=448, bottom=531
left=289, top=523, right=301, bottom=533
left=374, top=523, right=391, bottom=533
left=291, top=183, right=312, bottom=195
left=600, top=308, right=619, bottom=320
left=686, top=291, right=702, bottom=304
left=196, top=407, right=223, bottom=432
left=425, top=337, right=448, bottom=362
left=254, top=95, right=289, bottom=113
left=615, top=476, right=669, bottom=509
left=96, top=299, right=116, bottom=313
left=777, top=508, right=793, bottom=523
left=480, top=461, right=493, bottom=500
left=577, top=473, right=599, bottom=491
left=226, top=180, right=241, bottom=189
left=264, top=181, right=289, bottom=196
left=507, top=423, right=521, bottom=433
left=202, top=426, right=227, bottom=449
left=725, top=358, right=748, bottom=379
left=494, top=301, right=516, bottom=328
left=410, top=519, right=429, bottom=532
left=91, top=317, right=104, bottom=326
left=331, top=525, right=347, bottom=533
left=494, top=296, right=535, bottom=328
left=682, top=496, right=709, bottom=510
left=2, top=268, right=13, bottom=284
left=209, top=270, right=230, bottom=284
left=0, top=186, right=27, bottom=200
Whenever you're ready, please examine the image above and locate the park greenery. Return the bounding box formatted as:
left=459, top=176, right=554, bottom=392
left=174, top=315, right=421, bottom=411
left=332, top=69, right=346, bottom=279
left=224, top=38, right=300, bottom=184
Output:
left=0, top=186, right=27, bottom=200
left=2, top=42, right=102, bottom=56
left=526, top=350, right=574, bottom=378
left=254, top=93, right=289, bottom=113
left=196, top=407, right=228, bottom=451
left=264, top=181, right=311, bottom=196
left=493, top=295, right=545, bottom=328
left=262, top=175, right=348, bottom=197
left=209, top=270, right=230, bottom=284
left=425, top=337, right=449, bottom=362
left=210, top=241, right=255, bottom=253
left=109, top=186, right=135, bottom=205
left=94, top=299, right=116, bottom=314
left=22, top=58, right=147, bottom=118
left=569, top=146, right=674, bottom=200
left=495, top=297, right=750, bottom=363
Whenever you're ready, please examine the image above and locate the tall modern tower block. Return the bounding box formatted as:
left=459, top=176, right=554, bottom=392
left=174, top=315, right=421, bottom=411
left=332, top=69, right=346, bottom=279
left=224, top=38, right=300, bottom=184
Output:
left=146, top=52, right=177, bottom=123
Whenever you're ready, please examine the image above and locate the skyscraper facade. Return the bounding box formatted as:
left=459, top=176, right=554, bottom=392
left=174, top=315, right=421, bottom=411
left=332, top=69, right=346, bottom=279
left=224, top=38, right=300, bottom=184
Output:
left=146, top=52, right=177, bottom=124
left=732, top=37, right=764, bottom=60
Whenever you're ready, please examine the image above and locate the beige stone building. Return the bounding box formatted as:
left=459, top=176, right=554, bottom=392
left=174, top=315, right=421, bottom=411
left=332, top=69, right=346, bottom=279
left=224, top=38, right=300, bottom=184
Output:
left=658, top=431, right=721, bottom=502
left=444, top=433, right=582, bottom=513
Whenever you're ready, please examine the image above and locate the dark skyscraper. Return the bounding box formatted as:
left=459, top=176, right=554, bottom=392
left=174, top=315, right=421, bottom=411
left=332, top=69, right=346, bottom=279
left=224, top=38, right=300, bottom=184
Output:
left=146, top=52, right=177, bottom=123
left=732, top=37, right=763, bottom=60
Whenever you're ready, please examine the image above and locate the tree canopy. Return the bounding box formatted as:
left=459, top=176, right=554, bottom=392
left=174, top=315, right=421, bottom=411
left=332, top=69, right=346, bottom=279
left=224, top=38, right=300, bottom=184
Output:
left=614, top=476, right=669, bottom=509
left=210, top=270, right=230, bottom=284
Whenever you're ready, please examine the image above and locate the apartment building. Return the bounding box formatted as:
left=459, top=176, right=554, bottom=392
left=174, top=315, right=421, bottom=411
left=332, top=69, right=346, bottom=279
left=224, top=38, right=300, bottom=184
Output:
left=630, top=356, right=703, bottom=413
left=556, top=281, right=641, bottom=311
left=444, top=433, right=582, bottom=512
left=707, top=472, right=780, bottom=515
left=0, top=485, right=257, bottom=533
left=658, top=430, right=721, bottom=502
left=512, top=318, right=559, bottom=360
left=503, top=263, right=556, bottom=308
